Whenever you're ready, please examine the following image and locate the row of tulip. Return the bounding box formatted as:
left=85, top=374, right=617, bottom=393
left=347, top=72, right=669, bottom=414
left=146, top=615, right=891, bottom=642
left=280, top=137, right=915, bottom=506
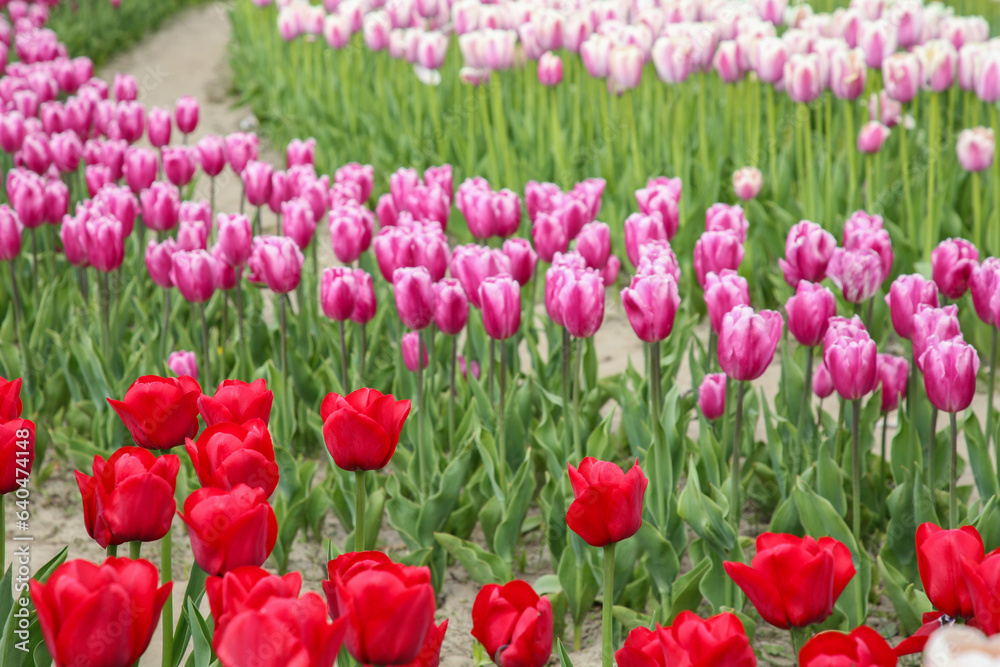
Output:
left=231, top=0, right=1000, bottom=296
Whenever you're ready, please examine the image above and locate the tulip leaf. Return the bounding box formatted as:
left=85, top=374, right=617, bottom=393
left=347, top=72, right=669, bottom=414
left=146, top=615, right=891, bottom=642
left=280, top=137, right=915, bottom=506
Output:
left=494, top=458, right=537, bottom=563
left=557, top=546, right=599, bottom=628
left=171, top=564, right=209, bottom=667
left=636, top=522, right=680, bottom=604
left=433, top=532, right=511, bottom=585
left=31, top=642, right=50, bottom=667
left=975, top=497, right=1000, bottom=552
left=663, top=556, right=712, bottom=624
left=964, top=413, right=1000, bottom=501
left=816, top=442, right=847, bottom=516
left=612, top=605, right=652, bottom=633
left=877, top=554, right=931, bottom=635
left=678, top=459, right=736, bottom=553
left=184, top=597, right=215, bottom=667
left=555, top=638, right=575, bottom=667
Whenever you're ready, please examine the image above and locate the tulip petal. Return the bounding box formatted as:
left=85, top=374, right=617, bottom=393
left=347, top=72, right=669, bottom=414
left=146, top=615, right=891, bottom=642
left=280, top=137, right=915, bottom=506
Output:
left=723, top=561, right=789, bottom=628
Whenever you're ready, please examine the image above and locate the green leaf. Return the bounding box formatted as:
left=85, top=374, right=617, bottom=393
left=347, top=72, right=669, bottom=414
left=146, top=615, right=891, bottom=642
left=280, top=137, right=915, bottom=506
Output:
left=185, top=597, right=215, bottom=667
left=964, top=413, right=1000, bottom=501
left=877, top=554, right=931, bottom=635
left=493, top=459, right=537, bottom=562
left=433, top=532, right=511, bottom=585
left=171, top=564, right=209, bottom=667
left=557, top=545, right=599, bottom=627
left=664, top=556, right=712, bottom=623
left=556, top=638, right=575, bottom=667
left=678, top=460, right=736, bottom=553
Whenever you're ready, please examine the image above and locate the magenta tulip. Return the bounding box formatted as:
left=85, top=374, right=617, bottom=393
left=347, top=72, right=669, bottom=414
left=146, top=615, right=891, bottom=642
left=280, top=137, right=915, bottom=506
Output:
left=402, top=331, right=429, bottom=372
left=931, top=238, right=980, bottom=300
left=621, top=272, right=680, bottom=343
left=434, top=278, right=469, bottom=335
left=699, top=373, right=727, bottom=420
left=393, top=266, right=437, bottom=330
left=704, top=269, right=751, bottom=336
left=694, top=231, right=745, bottom=289
left=912, top=304, right=963, bottom=372
left=717, top=306, right=784, bottom=381
left=171, top=250, right=218, bottom=303
left=780, top=220, right=837, bottom=287
left=877, top=353, right=909, bottom=412
left=827, top=248, right=883, bottom=303
left=320, top=267, right=358, bottom=322
left=824, top=333, right=879, bottom=400
left=480, top=275, right=521, bottom=340
left=247, top=236, right=304, bottom=294
left=786, top=281, right=836, bottom=347
left=921, top=339, right=980, bottom=413
left=970, top=258, right=1000, bottom=327
left=885, top=274, right=940, bottom=340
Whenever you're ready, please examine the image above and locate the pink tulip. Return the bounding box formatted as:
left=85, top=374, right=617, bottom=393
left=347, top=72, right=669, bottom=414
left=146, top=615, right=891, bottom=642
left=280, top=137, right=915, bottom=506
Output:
left=85, top=165, right=111, bottom=198
left=912, top=304, right=962, bottom=371
left=416, top=31, right=448, bottom=70
left=889, top=0, right=924, bottom=47
left=0, top=111, right=26, bottom=154
left=8, top=170, right=45, bottom=229
left=434, top=278, right=469, bottom=335
left=532, top=212, right=569, bottom=263
left=168, top=351, right=198, bottom=380
left=733, top=167, right=762, bottom=201
left=450, top=244, right=511, bottom=309
left=162, top=146, right=197, bottom=188
left=784, top=54, right=822, bottom=104
left=921, top=339, right=980, bottom=413
left=717, top=306, right=784, bottom=382
left=177, top=219, right=209, bottom=252
left=147, top=107, right=171, bottom=148
left=970, top=258, right=1000, bottom=327
left=350, top=269, right=377, bottom=325
left=124, top=147, right=157, bottom=194
left=575, top=222, right=611, bottom=271
left=140, top=182, right=180, bottom=233
left=320, top=267, right=358, bottom=322
left=932, top=238, right=979, bottom=300
left=281, top=198, right=316, bottom=251
left=756, top=37, right=788, bottom=84
left=51, top=130, right=82, bottom=173
left=538, top=51, right=563, bottom=86
left=115, top=100, right=145, bottom=143
left=975, top=51, right=1000, bottom=103
left=393, top=266, right=437, bottom=330
left=196, top=134, right=226, bottom=177
left=957, top=127, right=995, bottom=172
left=824, top=333, right=878, bottom=400
left=334, top=163, right=374, bottom=204
left=20, top=133, right=52, bottom=174
left=885, top=274, right=939, bottom=340
left=170, top=250, right=218, bottom=303
left=328, top=203, right=373, bottom=264
left=877, top=353, right=909, bottom=412
left=830, top=48, right=867, bottom=100
left=857, top=121, right=890, bottom=153
left=402, top=331, right=429, bottom=372
left=424, top=164, right=454, bottom=204
left=175, top=96, right=199, bottom=135
left=882, top=52, right=921, bottom=103
left=145, top=239, right=176, bottom=288
left=694, top=231, right=745, bottom=289
left=113, top=73, right=137, bottom=101
left=624, top=212, right=669, bottom=267
left=705, top=203, right=749, bottom=244
left=704, top=270, right=751, bottom=336
left=652, top=35, right=693, bottom=84
left=843, top=210, right=884, bottom=245
left=216, top=214, right=252, bottom=269
left=827, top=248, right=883, bottom=303
left=0, top=205, right=23, bottom=261
left=242, top=160, right=274, bottom=208
left=916, top=40, right=957, bottom=92
left=786, top=281, right=836, bottom=347
left=609, top=45, right=643, bottom=92
left=581, top=34, right=612, bottom=78
left=247, top=236, right=304, bottom=294
left=225, top=132, right=259, bottom=175
left=480, top=275, right=521, bottom=340
left=699, top=373, right=727, bottom=420
left=44, top=180, right=68, bottom=226
left=813, top=363, right=835, bottom=399
left=60, top=213, right=89, bottom=267
left=83, top=214, right=124, bottom=273
left=552, top=267, right=604, bottom=338
left=284, top=138, right=315, bottom=168
left=502, top=238, right=537, bottom=286
left=859, top=20, right=896, bottom=69
left=621, top=272, right=680, bottom=343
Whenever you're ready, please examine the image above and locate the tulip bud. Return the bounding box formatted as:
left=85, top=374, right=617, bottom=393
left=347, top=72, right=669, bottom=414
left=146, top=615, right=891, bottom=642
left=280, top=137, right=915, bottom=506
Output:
left=44, top=179, right=69, bottom=225
left=145, top=239, right=177, bottom=288
left=932, top=238, right=979, bottom=300
left=705, top=203, right=749, bottom=243
left=247, top=235, right=304, bottom=293
left=699, top=373, right=727, bottom=420
left=624, top=212, right=670, bottom=267
left=471, top=581, right=553, bottom=667
left=784, top=53, right=822, bottom=104
left=813, top=363, right=835, bottom=398
left=162, top=145, right=197, bottom=188
left=718, top=306, right=784, bottom=382
left=956, top=127, right=995, bottom=172
left=147, top=106, right=172, bottom=148
left=859, top=19, right=896, bottom=69
left=609, top=45, right=643, bottom=92
left=621, top=272, right=680, bottom=343
left=502, top=238, right=537, bottom=286
left=225, top=132, right=259, bottom=175
left=877, top=353, right=909, bottom=413
left=196, top=134, right=226, bottom=177
left=480, top=274, right=521, bottom=340
left=124, top=146, right=157, bottom=194
left=756, top=37, right=788, bottom=83
left=434, top=278, right=469, bottom=335
left=170, top=250, right=218, bottom=303
left=882, top=52, right=921, bottom=103
left=885, top=274, right=939, bottom=340
left=538, top=51, right=563, bottom=86
left=694, top=231, right=745, bottom=289
left=140, top=181, right=181, bottom=232
left=393, top=266, right=437, bottom=330
left=921, top=339, right=979, bottom=413
left=975, top=51, right=1000, bottom=103
left=703, top=269, right=750, bottom=336
left=824, top=332, right=878, bottom=400
left=180, top=484, right=277, bottom=575
left=830, top=48, right=867, bottom=100
left=912, top=304, right=962, bottom=371
left=281, top=198, right=316, bottom=251
left=786, top=281, right=836, bottom=347
left=567, top=457, right=647, bottom=547
left=85, top=215, right=125, bottom=273
left=242, top=160, right=273, bottom=208
left=168, top=351, right=198, bottom=380
left=550, top=266, right=605, bottom=338
left=970, top=258, right=1000, bottom=327
left=350, top=269, right=377, bottom=325
left=826, top=247, right=883, bottom=303
left=857, top=120, right=890, bottom=153
left=402, top=331, right=429, bottom=372
left=320, top=266, right=358, bottom=322
left=532, top=212, right=569, bottom=263
left=0, top=205, right=23, bottom=261
left=575, top=221, right=611, bottom=271
left=174, top=95, right=198, bottom=135
left=915, top=39, right=957, bottom=92
left=733, top=167, right=762, bottom=200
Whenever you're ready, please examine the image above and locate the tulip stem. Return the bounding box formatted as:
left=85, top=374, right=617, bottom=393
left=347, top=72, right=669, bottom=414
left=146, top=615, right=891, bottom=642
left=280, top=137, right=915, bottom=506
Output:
left=650, top=341, right=665, bottom=530
left=802, top=105, right=817, bottom=219
left=159, top=290, right=171, bottom=363
left=973, top=172, right=984, bottom=250
left=488, top=339, right=495, bottom=401
left=561, top=327, right=572, bottom=461
left=448, top=335, right=456, bottom=452
left=989, top=328, right=998, bottom=489
left=798, top=346, right=814, bottom=455
left=881, top=412, right=889, bottom=496
left=29, top=228, right=38, bottom=292
left=707, top=331, right=716, bottom=373
left=338, top=320, right=349, bottom=393
left=910, top=342, right=918, bottom=472
left=209, top=177, right=216, bottom=240
left=950, top=412, right=959, bottom=529
left=925, top=93, right=941, bottom=259
left=731, top=381, right=745, bottom=530
left=845, top=98, right=857, bottom=210
left=852, top=399, right=862, bottom=545
left=199, top=303, right=211, bottom=391
left=766, top=86, right=778, bottom=200
left=239, top=181, right=245, bottom=216
left=7, top=260, right=20, bottom=347
left=929, top=407, right=939, bottom=489
left=280, top=296, right=288, bottom=383
left=255, top=206, right=262, bottom=238
left=900, top=115, right=915, bottom=244
left=160, top=529, right=173, bottom=667
left=1, top=495, right=4, bottom=574
left=498, top=342, right=507, bottom=490
left=865, top=154, right=874, bottom=209
left=602, top=543, right=616, bottom=667
left=417, top=329, right=428, bottom=495
left=101, top=271, right=111, bottom=365
left=991, top=106, right=1000, bottom=253
left=129, top=541, right=140, bottom=560
left=359, top=323, right=367, bottom=383
left=355, top=470, right=366, bottom=551
left=107, top=544, right=117, bottom=558
left=573, top=338, right=584, bottom=461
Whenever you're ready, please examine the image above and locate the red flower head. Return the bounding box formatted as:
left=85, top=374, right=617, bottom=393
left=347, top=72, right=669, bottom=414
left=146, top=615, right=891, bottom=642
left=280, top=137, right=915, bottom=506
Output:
left=185, top=418, right=279, bottom=497
left=566, top=457, right=647, bottom=547
left=179, top=484, right=278, bottom=576
left=799, top=626, right=897, bottom=666
left=107, top=374, right=202, bottom=449
left=471, top=580, right=553, bottom=667
left=75, top=446, right=179, bottom=549
left=30, top=558, right=172, bottom=667
left=321, top=388, right=411, bottom=472
left=917, top=522, right=985, bottom=619
left=616, top=612, right=756, bottom=667
left=0, top=376, right=22, bottom=420
left=206, top=566, right=303, bottom=649
left=724, top=533, right=856, bottom=629
left=0, top=417, right=33, bottom=495
left=322, top=550, right=436, bottom=666
left=198, top=378, right=274, bottom=426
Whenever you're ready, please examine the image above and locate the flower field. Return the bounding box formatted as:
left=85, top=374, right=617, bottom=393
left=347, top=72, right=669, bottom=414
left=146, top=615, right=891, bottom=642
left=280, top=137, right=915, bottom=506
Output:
left=1, top=0, right=1000, bottom=665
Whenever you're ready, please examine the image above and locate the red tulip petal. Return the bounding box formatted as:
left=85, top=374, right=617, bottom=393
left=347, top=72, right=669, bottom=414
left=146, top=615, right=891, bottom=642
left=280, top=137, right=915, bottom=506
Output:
left=723, top=561, right=789, bottom=629
left=323, top=410, right=393, bottom=471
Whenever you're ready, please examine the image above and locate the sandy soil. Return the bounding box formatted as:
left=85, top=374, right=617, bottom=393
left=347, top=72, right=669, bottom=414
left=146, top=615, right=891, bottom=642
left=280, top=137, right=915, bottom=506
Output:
left=14, top=2, right=995, bottom=665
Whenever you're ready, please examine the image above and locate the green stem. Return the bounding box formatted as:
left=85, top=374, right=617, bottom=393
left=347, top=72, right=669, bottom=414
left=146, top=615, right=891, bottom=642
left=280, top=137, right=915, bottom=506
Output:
left=930, top=407, right=939, bottom=489
left=417, top=329, right=427, bottom=494
left=708, top=331, right=717, bottom=374
left=561, top=327, right=572, bottom=461
left=488, top=338, right=495, bottom=400
left=802, top=105, right=817, bottom=218
left=991, top=106, right=1000, bottom=254
left=766, top=86, right=777, bottom=199
left=602, top=543, right=616, bottom=667
left=989, top=328, right=998, bottom=489
left=1, top=495, right=4, bottom=574
left=29, top=228, right=38, bottom=291
left=159, top=290, right=171, bottom=363
left=650, top=341, right=664, bottom=528
left=901, top=111, right=915, bottom=244
left=731, top=381, right=745, bottom=530
left=359, top=323, right=366, bottom=384
left=866, top=154, right=874, bottom=209
left=107, top=544, right=117, bottom=558
left=925, top=93, right=941, bottom=259
left=199, top=303, right=211, bottom=390
left=798, top=346, right=815, bottom=448
left=697, top=74, right=709, bottom=178
left=160, top=528, right=173, bottom=667
left=498, top=342, right=507, bottom=489
left=881, top=412, right=889, bottom=495
left=339, top=320, right=349, bottom=393
left=355, top=470, right=366, bottom=551
left=845, top=98, right=857, bottom=211
left=129, top=541, right=140, bottom=560
left=910, top=342, right=918, bottom=471
left=279, top=295, right=288, bottom=383
left=573, top=338, right=584, bottom=461
left=551, top=88, right=565, bottom=181
left=973, top=171, right=984, bottom=249
left=101, top=271, right=111, bottom=364
left=950, top=411, right=959, bottom=528
left=852, top=399, right=862, bottom=545
left=448, top=335, right=456, bottom=452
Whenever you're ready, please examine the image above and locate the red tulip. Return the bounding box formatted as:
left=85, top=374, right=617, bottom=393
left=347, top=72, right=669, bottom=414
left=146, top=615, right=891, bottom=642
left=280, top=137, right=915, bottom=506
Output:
left=185, top=419, right=279, bottom=497
left=107, top=374, right=202, bottom=450
left=321, top=388, right=411, bottom=472
left=75, top=446, right=178, bottom=549
left=31, top=558, right=172, bottom=667
left=407, top=619, right=448, bottom=667
left=206, top=566, right=303, bottom=647
left=566, top=457, right=647, bottom=547
left=616, top=611, right=756, bottom=667
left=0, top=418, right=33, bottom=496
left=0, top=376, right=22, bottom=421
left=471, top=580, right=553, bottom=667
left=961, top=548, right=1000, bottom=635
left=215, top=593, right=346, bottom=667
left=179, top=484, right=278, bottom=575
left=724, top=533, right=856, bottom=629
left=323, top=551, right=437, bottom=666
left=799, top=626, right=897, bottom=667
left=918, top=523, right=986, bottom=619
left=197, top=378, right=273, bottom=427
